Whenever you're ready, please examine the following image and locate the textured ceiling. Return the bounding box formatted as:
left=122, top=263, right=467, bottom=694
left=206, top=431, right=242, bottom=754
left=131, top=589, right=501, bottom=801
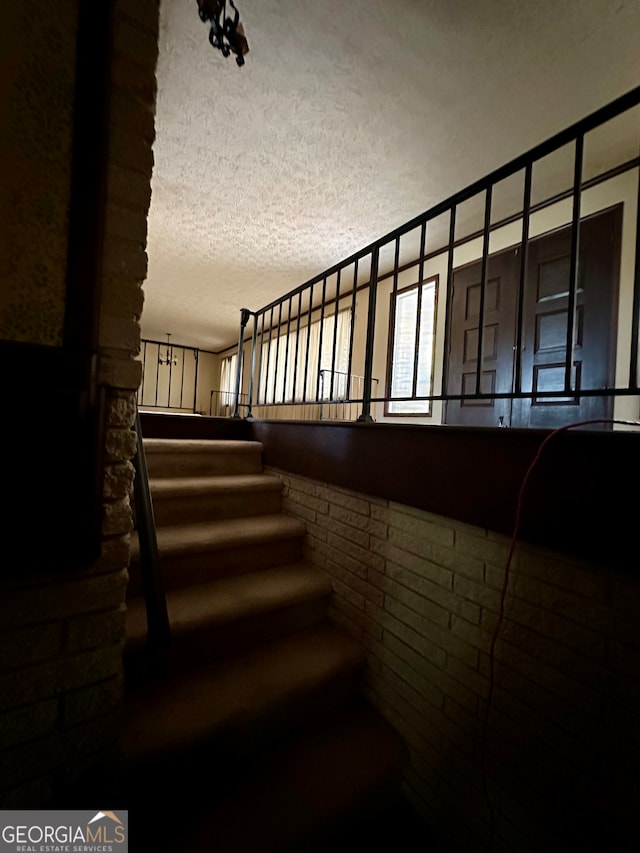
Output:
left=142, top=0, right=640, bottom=352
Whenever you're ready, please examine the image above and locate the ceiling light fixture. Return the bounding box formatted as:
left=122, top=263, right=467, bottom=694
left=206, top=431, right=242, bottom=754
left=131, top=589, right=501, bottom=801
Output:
left=158, top=333, right=178, bottom=367
left=197, top=0, right=249, bottom=66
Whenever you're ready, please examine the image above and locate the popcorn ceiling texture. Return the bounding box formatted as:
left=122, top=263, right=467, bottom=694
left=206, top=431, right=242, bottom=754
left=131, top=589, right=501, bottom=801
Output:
left=142, top=0, right=640, bottom=352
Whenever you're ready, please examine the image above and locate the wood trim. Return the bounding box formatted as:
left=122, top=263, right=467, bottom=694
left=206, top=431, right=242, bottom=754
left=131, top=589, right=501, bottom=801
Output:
left=250, top=419, right=638, bottom=568
left=134, top=412, right=638, bottom=566
left=139, top=412, right=253, bottom=440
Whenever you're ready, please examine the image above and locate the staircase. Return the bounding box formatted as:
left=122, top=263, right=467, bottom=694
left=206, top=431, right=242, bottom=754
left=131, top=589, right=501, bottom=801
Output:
left=120, top=437, right=411, bottom=852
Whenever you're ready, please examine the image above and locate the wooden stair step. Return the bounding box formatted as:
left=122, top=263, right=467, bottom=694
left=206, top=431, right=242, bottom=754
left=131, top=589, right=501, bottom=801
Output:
left=120, top=623, right=366, bottom=772
left=149, top=473, right=283, bottom=525
left=129, top=514, right=306, bottom=593
left=124, top=562, right=332, bottom=684
left=143, top=438, right=264, bottom=478
left=129, top=699, right=411, bottom=853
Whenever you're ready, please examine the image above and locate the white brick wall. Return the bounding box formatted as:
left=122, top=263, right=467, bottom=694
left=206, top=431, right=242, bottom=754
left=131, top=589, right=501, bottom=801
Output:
left=271, top=466, right=640, bottom=852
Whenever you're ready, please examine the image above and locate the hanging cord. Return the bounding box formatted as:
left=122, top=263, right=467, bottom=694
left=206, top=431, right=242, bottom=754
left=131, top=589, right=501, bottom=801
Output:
left=479, top=417, right=640, bottom=852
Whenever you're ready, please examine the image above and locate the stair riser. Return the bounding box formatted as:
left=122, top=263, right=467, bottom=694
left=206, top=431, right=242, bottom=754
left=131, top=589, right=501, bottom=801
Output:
left=128, top=537, right=305, bottom=597
left=124, top=670, right=362, bottom=777
left=151, top=490, right=282, bottom=526
left=125, top=596, right=330, bottom=690
left=145, top=452, right=262, bottom=478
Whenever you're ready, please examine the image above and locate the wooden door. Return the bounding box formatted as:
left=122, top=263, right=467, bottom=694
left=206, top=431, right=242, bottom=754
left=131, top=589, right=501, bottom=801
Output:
left=445, top=206, right=620, bottom=429
left=511, top=206, right=620, bottom=429
left=444, top=249, right=519, bottom=427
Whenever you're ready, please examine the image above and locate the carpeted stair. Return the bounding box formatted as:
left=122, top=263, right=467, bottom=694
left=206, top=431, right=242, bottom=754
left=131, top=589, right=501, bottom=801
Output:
left=120, top=437, right=410, bottom=852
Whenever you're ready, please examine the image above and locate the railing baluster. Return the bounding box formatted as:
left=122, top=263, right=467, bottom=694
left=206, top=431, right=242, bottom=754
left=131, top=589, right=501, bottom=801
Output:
left=232, top=308, right=250, bottom=418
left=154, top=342, right=160, bottom=406
left=392, top=235, right=401, bottom=295
left=282, top=297, right=292, bottom=404
left=167, top=342, right=173, bottom=407
left=316, top=277, right=327, bottom=401
left=357, top=248, right=380, bottom=422
left=629, top=166, right=640, bottom=390
left=272, top=302, right=283, bottom=405
left=192, top=349, right=199, bottom=413
left=139, top=340, right=147, bottom=405
left=330, top=268, right=342, bottom=400
left=179, top=346, right=185, bottom=409
left=256, top=311, right=266, bottom=406
left=565, top=135, right=584, bottom=394
left=247, top=313, right=258, bottom=418
left=476, top=187, right=493, bottom=396
left=346, top=258, right=358, bottom=402
left=412, top=222, right=427, bottom=399
left=303, top=283, right=314, bottom=403
left=264, top=307, right=274, bottom=407
left=514, top=164, right=532, bottom=395
left=292, top=291, right=302, bottom=408
left=441, top=205, right=457, bottom=399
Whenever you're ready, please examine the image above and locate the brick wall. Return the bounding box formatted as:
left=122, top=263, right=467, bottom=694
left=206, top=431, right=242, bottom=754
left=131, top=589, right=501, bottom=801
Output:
left=0, top=0, right=159, bottom=807
left=271, top=466, right=640, bottom=852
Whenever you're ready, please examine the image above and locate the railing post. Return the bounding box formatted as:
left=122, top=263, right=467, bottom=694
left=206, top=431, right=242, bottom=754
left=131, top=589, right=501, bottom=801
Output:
left=246, top=312, right=258, bottom=418
left=357, top=247, right=380, bottom=423
left=232, top=308, right=251, bottom=418
left=192, top=348, right=199, bottom=413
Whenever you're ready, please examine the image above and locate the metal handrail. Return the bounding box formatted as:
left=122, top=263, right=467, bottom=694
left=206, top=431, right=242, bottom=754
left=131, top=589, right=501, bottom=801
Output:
left=132, top=407, right=171, bottom=647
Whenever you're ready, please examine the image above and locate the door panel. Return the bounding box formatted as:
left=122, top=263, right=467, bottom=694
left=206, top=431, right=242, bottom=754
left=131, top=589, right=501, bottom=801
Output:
left=445, top=250, right=518, bottom=427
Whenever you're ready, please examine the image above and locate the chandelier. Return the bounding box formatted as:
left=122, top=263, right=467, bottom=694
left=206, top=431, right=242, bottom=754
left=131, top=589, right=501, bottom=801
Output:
left=158, top=333, right=178, bottom=367
left=197, top=0, right=249, bottom=66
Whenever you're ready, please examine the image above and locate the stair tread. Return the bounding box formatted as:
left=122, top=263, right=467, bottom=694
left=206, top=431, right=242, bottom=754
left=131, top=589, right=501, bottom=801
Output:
left=181, top=699, right=410, bottom=852
left=149, top=473, right=282, bottom=497
left=132, top=514, right=305, bottom=558
left=144, top=438, right=263, bottom=454
left=121, top=623, right=365, bottom=764
left=125, top=561, right=331, bottom=647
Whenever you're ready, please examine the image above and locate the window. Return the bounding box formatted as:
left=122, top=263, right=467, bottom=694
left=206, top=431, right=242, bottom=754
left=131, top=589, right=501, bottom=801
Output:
left=220, top=352, right=237, bottom=395
left=259, top=309, right=352, bottom=405
left=386, top=277, right=438, bottom=415
left=217, top=352, right=238, bottom=413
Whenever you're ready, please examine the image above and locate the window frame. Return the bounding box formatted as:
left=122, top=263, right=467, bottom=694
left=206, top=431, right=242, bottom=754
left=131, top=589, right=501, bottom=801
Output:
left=384, top=275, right=439, bottom=417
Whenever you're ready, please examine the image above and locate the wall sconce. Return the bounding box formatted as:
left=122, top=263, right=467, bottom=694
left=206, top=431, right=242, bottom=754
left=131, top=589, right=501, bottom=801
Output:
left=158, top=333, right=178, bottom=367
left=197, top=0, right=249, bottom=66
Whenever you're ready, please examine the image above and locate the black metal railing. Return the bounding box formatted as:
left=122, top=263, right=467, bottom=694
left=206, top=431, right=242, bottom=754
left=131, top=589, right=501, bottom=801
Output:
left=210, top=389, right=248, bottom=417
left=231, top=86, right=640, bottom=429
left=137, top=337, right=202, bottom=413
left=318, top=370, right=379, bottom=421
